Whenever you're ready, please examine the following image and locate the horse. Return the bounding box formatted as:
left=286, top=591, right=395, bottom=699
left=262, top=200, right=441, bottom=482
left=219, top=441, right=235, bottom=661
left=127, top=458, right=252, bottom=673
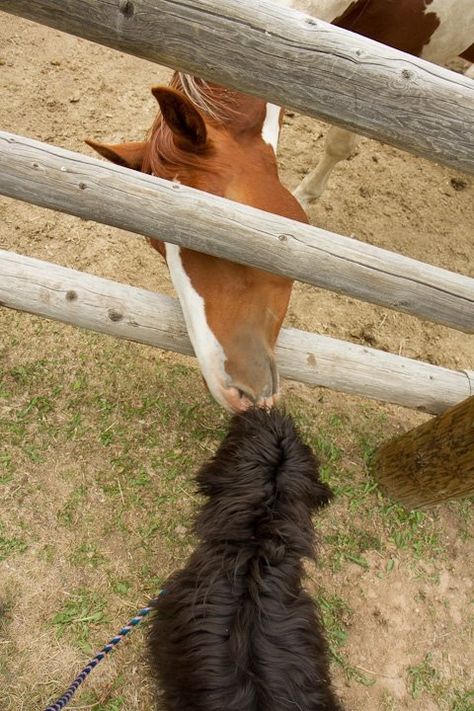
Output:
left=148, top=408, right=343, bottom=711
left=273, top=0, right=474, bottom=205
left=86, top=78, right=308, bottom=412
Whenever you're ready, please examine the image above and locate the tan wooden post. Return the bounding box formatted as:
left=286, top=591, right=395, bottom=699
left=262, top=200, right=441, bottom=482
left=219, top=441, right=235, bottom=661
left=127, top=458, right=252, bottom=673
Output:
left=373, top=394, right=474, bottom=509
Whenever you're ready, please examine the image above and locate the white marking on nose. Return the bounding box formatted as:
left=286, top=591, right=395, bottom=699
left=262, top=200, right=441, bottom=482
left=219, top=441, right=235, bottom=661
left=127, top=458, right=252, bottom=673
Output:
left=261, top=103, right=282, bottom=153
left=164, top=243, right=230, bottom=408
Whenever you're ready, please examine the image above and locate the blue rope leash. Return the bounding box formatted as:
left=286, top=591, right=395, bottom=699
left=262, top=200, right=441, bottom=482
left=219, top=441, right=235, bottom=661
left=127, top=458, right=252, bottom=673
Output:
left=43, top=599, right=159, bottom=711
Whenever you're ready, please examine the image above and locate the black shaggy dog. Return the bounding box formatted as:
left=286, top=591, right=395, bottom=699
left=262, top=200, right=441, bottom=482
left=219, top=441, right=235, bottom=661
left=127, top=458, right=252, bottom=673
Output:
left=148, top=408, right=343, bottom=710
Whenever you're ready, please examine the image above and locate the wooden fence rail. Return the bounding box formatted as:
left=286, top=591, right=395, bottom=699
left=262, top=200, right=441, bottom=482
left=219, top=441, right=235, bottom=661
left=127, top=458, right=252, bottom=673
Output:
left=1, top=249, right=472, bottom=415
left=1, top=132, right=473, bottom=333
left=1, top=0, right=473, bottom=174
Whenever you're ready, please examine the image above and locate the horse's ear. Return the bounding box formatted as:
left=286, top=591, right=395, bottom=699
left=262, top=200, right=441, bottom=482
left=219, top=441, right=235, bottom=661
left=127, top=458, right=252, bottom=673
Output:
left=151, top=86, right=207, bottom=150
left=85, top=139, right=147, bottom=170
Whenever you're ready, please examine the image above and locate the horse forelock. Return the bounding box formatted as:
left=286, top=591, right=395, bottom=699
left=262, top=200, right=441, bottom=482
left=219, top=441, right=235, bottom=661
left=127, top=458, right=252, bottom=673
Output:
left=174, top=72, right=240, bottom=123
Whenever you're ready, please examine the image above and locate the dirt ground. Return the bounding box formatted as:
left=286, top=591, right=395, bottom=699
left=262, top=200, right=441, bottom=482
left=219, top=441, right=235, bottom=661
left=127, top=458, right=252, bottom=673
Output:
left=0, top=13, right=473, bottom=711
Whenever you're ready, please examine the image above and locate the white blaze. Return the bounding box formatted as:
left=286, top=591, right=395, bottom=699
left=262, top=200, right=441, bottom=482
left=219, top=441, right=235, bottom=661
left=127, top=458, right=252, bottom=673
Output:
left=164, top=243, right=230, bottom=408
left=261, top=103, right=282, bottom=152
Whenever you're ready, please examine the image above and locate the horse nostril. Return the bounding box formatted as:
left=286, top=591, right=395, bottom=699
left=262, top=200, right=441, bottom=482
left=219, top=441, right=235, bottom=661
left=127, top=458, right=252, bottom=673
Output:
left=237, top=387, right=255, bottom=403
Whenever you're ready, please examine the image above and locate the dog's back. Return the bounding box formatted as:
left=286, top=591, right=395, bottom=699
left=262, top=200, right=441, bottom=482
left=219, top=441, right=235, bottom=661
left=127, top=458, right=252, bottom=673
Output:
left=148, top=409, right=343, bottom=710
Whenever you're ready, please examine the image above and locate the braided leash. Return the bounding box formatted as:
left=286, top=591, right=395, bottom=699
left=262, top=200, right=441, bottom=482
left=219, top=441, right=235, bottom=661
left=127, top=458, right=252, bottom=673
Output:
left=43, top=599, right=159, bottom=711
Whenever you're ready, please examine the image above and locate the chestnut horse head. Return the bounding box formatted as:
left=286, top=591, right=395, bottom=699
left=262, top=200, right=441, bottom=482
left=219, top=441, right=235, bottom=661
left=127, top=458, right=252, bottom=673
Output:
left=87, top=75, right=307, bottom=412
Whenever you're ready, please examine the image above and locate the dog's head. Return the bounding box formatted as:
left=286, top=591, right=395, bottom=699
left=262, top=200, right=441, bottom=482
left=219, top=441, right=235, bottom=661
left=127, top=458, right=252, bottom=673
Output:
left=195, top=408, right=333, bottom=557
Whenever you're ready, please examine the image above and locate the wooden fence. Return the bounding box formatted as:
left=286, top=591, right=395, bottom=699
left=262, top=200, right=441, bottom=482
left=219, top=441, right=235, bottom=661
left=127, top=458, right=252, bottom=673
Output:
left=0, top=0, right=473, bottom=419
left=2, top=249, right=472, bottom=416
left=1, top=133, right=472, bottom=334
left=2, top=0, right=473, bottom=173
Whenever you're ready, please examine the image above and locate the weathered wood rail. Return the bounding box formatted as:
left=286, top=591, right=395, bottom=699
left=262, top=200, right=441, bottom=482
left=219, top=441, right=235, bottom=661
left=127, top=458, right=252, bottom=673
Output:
left=1, top=0, right=473, bottom=174
left=374, top=396, right=474, bottom=508
left=2, top=249, right=472, bottom=415
left=1, top=132, right=473, bottom=333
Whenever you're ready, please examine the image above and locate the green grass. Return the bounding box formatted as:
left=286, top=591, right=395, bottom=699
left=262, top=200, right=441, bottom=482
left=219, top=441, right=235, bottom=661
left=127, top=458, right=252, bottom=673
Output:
left=69, top=541, right=108, bottom=569
left=51, top=588, right=108, bottom=652
left=1, top=331, right=472, bottom=709
left=324, top=526, right=382, bottom=571
left=315, top=590, right=374, bottom=686
left=57, top=484, right=88, bottom=528
left=451, top=689, right=474, bottom=711
left=0, top=523, right=27, bottom=562
left=407, top=654, right=438, bottom=699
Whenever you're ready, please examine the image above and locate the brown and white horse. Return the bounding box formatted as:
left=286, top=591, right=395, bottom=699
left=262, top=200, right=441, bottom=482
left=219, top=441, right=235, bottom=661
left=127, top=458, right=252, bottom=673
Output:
left=87, top=1, right=472, bottom=412
left=87, top=79, right=307, bottom=412
left=275, top=0, right=474, bottom=205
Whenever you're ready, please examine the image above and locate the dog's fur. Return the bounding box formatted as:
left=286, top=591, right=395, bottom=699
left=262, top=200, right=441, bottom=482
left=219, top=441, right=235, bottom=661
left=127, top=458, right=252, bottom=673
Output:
left=148, top=408, right=343, bottom=710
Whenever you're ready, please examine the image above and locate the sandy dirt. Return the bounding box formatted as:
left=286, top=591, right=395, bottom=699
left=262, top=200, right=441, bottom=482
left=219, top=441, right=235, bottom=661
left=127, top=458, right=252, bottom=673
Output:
left=0, top=13, right=473, bottom=711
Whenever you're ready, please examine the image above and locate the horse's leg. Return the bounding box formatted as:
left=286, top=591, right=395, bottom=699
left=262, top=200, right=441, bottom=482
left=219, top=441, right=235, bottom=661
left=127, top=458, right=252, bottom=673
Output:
left=293, top=125, right=358, bottom=207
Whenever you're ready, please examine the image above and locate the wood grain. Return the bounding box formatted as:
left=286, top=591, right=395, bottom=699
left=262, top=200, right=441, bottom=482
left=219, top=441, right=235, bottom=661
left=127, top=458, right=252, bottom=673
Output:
left=0, top=0, right=473, bottom=173
left=374, top=396, right=474, bottom=508
left=1, top=132, right=473, bottom=333
left=1, top=249, right=472, bottom=415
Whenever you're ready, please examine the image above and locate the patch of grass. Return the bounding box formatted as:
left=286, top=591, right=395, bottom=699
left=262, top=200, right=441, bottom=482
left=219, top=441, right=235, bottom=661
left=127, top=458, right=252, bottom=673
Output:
left=110, top=578, right=133, bottom=596
left=317, top=591, right=352, bottom=651
left=407, top=653, right=438, bottom=699
left=331, top=474, right=379, bottom=509
left=57, top=484, right=88, bottom=528
left=0, top=588, right=16, bottom=696
left=139, top=507, right=193, bottom=550
left=37, top=544, right=56, bottom=563
left=17, top=393, right=56, bottom=420
left=0, top=453, right=13, bottom=484
left=0, top=524, right=27, bottom=562
left=378, top=502, right=443, bottom=558
left=9, top=359, right=48, bottom=384
left=324, top=526, right=382, bottom=571
left=139, top=564, right=170, bottom=597
left=312, top=431, right=343, bottom=465
left=380, top=691, right=399, bottom=710
left=0, top=591, right=14, bottom=638
left=315, top=590, right=373, bottom=686
left=69, top=541, right=108, bottom=568
left=451, top=689, right=474, bottom=711
left=98, top=699, right=125, bottom=711
left=74, top=690, right=125, bottom=710
left=51, top=588, right=108, bottom=652
left=451, top=498, right=474, bottom=543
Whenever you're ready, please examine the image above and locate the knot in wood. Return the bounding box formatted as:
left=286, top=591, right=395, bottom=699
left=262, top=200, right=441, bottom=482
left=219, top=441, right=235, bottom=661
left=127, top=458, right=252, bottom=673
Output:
left=119, top=0, right=134, bottom=18
left=108, top=308, right=123, bottom=322
left=65, top=290, right=78, bottom=302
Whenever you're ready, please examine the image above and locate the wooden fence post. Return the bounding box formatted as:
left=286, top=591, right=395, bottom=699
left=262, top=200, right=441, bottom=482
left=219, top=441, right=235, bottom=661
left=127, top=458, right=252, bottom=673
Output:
left=373, top=395, right=474, bottom=509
